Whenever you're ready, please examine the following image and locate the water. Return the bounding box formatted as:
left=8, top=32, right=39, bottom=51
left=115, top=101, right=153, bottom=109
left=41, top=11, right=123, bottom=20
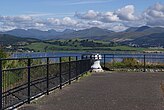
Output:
left=102, top=53, right=164, bottom=64
left=11, top=52, right=91, bottom=60
left=12, top=52, right=164, bottom=63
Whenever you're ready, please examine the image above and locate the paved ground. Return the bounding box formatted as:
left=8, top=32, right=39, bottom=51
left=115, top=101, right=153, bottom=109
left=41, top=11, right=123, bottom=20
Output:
left=19, top=72, right=164, bottom=110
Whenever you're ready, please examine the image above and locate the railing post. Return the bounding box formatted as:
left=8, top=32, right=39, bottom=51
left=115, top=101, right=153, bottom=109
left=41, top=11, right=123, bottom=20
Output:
left=144, top=55, right=146, bottom=72
left=0, top=59, right=2, bottom=110
left=68, top=56, right=71, bottom=84
left=27, top=58, right=31, bottom=104
left=46, top=57, right=49, bottom=95
left=104, top=54, right=106, bottom=68
left=112, top=54, right=115, bottom=70
left=81, top=55, right=84, bottom=60
left=75, top=56, right=78, bottom=80
left=59, top=57, right=62, bottom=89
left=80, top=59, right=82, bottom=75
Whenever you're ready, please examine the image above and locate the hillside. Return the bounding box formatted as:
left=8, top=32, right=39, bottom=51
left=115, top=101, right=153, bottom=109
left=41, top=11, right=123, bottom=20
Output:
left=122, top=33, right=164, bottom=47
left=1, top=26, right=164, bottom=48
left=0, top=34, right=39, bottom=45
left=24, top=39, right=144, bottom=52
left=57, top=27, right=114, bottom=39
left=2, top=26, right=164, bottom=42
left=2, top=29, right=77, bottom=40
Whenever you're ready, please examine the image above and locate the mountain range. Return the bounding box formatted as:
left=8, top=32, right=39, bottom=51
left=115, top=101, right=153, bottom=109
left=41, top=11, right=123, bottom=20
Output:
left=1, top=26, right=164, bottom=47
left=0, top=27, right=114, bottom=40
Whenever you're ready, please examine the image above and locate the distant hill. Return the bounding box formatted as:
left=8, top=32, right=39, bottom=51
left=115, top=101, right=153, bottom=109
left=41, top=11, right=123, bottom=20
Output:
left=125, top=26, right=151, bottom=32
left=0, top=34, right=39, bottom=45
left=56, top=27, right=114, bottom=39
left=3, top=29, right=76, bottom=40
left=122, top=33, right=164, bottom=47
left=1, top=26, right=164, bottom=45
left=125, top=26, right=164, bottom=33
left=1, top=27, right=114, bottom=40
left=56, top=26, right=164, bottom=41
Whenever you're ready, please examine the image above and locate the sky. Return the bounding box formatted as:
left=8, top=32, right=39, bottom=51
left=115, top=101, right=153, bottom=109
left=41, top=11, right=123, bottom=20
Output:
left=0, top=0, right=164, bottom=32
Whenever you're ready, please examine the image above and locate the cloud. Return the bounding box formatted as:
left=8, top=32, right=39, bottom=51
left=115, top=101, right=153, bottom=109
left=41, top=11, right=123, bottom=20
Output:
left=115, top=5, right=139, bottom=21
left=75, top=10, right=100, bottom=20
left=0, top=15, right=46, bottom=31
left=75, top=10, right=120, bottom=22
left=0, top=15, right=33, bottom=22
left=143, top=3, right=164, bottom=26
left=1, top=3, right=164, bottom=32
left=75, top=5, right=140, bottom=22
left=67, top=0, right=112, bottom=5
left=101, top=12, right=120, bottom=22
left=47, top=17, right=78, bottom=30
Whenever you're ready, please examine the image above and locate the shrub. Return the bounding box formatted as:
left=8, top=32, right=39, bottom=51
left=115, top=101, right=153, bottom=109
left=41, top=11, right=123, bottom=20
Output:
left=0, top=49, right=7, bottom=58
left=122, top=58, right=139, bottom=67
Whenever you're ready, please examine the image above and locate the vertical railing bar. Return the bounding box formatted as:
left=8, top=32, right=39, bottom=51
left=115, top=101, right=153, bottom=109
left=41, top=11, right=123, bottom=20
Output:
left=1, top=54, right=164, bottom=109
left=104, top=54, right=106, bottom=68
left=75, top=56, right=78, bottom=80
left=59, top=57, right=62, bottom=89
left=0, top=59, right=2, bottom=110
left=112, top=54, right=115, bottom=71
left=69, top=56, right=71, bottom=84
left=144, top=55, right=146, bottom=72
left=27, top=58, right=31, bottom=104
left=46, top=57, right=49, bottom=95
left=81, top=55, right=83, bottom=60
left=90, top=55, right=92, bottom=70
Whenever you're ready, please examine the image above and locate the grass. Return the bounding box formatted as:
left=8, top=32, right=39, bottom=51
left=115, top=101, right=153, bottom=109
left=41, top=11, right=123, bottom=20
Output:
left=24, top=42, right=149, bottom=52
left=24, top=39, right=164, bottom=52
left=110, top=46, right=145, bottom=51
left=25, top=42, right=53, bottom=51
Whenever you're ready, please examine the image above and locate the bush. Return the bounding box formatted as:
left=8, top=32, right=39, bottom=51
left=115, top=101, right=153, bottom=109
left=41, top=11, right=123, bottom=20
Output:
left=0, top=49, right=7, bottom=58
left=122, top=58, right=139, bottom=67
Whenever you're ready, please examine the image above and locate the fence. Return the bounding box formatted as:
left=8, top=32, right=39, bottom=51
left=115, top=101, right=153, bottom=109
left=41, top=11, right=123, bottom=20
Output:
left=102, top=54, right=164, bottom=72
left=0, top=56, right=91, bottom=110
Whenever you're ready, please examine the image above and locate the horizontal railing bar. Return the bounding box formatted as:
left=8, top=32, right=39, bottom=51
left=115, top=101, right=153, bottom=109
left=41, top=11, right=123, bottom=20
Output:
left=102, top=56, right=164, bottom=59
left=3, top=67, right=27, bottom=72
left=3, top=85, right=28, bottom=98
left=2, top=98, right=28, bottom=110
left=1, top=58, right=93, bottom=109
left=3, top=74, right=60, bottom=98
left=1, top=56, right=78, bottom=61
left=83, top=53, right=164, bottom=56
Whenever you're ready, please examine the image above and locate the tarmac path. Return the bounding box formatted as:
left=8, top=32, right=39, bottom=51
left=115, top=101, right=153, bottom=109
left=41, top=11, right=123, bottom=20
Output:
left=19, top=72, right=164, bottom=110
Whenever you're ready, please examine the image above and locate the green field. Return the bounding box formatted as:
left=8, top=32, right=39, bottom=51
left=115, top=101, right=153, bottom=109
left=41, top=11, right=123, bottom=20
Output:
left=24, top=43, right=147, bottom=52
left=22, top=39, right=164, bottom=52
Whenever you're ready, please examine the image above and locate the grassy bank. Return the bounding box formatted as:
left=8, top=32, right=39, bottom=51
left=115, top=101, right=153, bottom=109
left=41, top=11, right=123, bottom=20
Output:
left=24, top=42, right=149, bottom=52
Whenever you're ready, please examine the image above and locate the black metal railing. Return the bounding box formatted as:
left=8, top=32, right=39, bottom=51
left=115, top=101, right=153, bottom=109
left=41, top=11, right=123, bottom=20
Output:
left=101, top=54, right=164, bottom=72
left=0, top=56, right=91, bottom=110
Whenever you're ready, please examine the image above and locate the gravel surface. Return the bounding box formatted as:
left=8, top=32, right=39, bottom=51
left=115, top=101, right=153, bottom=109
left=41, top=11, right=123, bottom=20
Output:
left=19, top=72, right=164, bottom=110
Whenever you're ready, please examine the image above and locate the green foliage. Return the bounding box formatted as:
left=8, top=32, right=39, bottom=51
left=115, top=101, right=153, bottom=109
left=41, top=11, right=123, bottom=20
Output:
left=0, top=49, right=7, bottom=58
left=112, top=62, right=126, bottom=68
left=122, top=58, right=139, bottom=67
left=46, top=39, right=114, bottom=47
left=61, top=57, right=76, bottom=62
left=105, top=57, right=164, bottom=72
left=0, top=34, right=38, bottom=45
left=109, top=58, right=139, bottom=69
left=2, top=58, right=45, bottom=88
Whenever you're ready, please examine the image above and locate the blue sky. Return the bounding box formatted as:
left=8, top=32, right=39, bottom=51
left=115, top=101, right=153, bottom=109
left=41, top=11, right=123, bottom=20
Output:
left=0, top=0, right=164, bottom=31
left=0, top=0, right=163, bottom=16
